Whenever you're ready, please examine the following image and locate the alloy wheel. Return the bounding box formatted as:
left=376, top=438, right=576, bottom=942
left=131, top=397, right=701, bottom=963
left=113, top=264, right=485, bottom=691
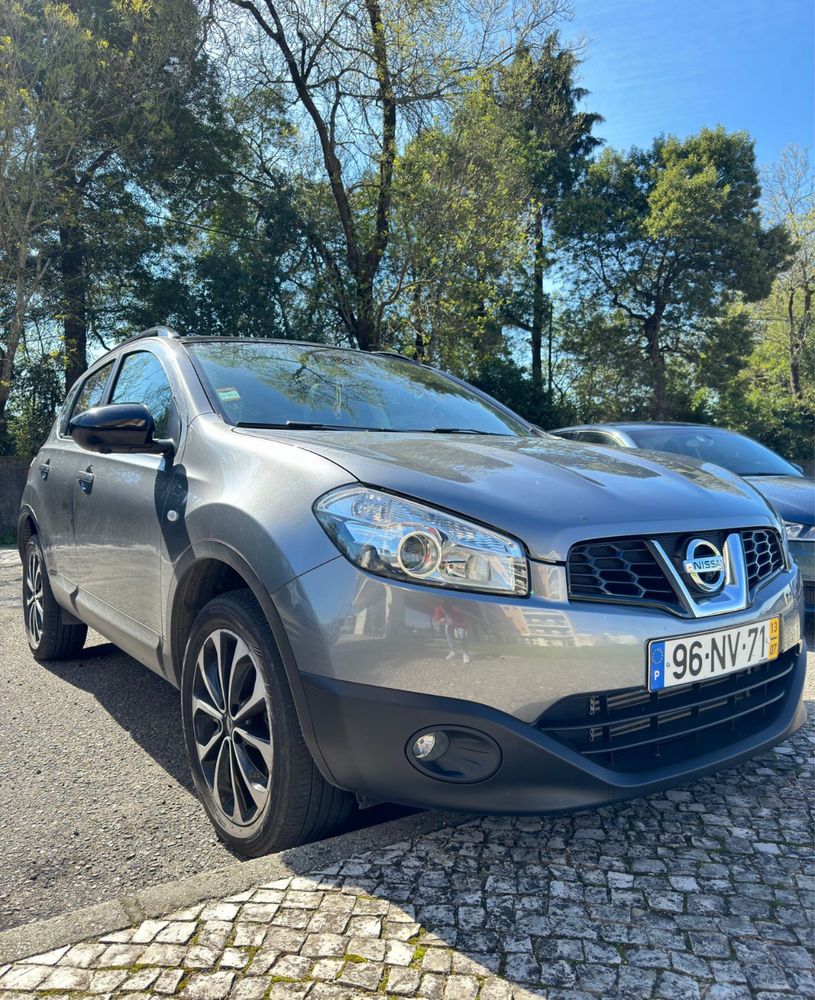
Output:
left=24, top=548, right=44, bottom=647
left=191, top=628, right=273, bottom=826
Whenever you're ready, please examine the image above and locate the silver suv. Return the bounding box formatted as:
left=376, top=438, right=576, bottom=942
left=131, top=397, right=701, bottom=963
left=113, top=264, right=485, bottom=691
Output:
left=18, top=328, right=807, bottom=855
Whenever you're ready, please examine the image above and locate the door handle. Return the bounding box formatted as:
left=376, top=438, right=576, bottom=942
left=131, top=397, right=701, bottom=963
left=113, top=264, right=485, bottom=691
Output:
left=39, top=459, right=50, bottom=481
left=77, top=467, right=94, bottom=493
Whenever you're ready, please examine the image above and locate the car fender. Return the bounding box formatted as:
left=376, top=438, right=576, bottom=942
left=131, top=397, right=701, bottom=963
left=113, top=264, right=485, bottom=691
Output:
left=165, top=536, right=342, bottom=787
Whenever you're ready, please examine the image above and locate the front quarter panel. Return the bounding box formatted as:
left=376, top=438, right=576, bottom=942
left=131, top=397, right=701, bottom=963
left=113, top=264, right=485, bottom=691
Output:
left=164, top=413, right=356, bottom=604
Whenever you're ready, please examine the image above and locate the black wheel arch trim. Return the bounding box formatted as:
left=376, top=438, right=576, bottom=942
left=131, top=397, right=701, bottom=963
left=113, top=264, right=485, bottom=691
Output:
left=165, top=539, right=341, bottom=788
left=17, top=505, right=40, bottom=558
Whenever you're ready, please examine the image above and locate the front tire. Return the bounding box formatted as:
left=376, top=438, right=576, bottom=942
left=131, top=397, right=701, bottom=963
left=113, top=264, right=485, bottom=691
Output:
left=181, top=589, right=353, bottom=856
left=22, top=536, right=87, bottom=661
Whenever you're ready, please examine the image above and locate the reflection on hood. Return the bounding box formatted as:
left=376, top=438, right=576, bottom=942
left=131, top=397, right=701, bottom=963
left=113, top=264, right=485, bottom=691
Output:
left=237, top=429, right=778, bottom=561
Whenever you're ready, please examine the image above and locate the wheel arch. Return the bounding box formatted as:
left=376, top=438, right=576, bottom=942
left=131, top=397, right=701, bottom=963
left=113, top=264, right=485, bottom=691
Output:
left=166, top=540, right=339, bottom=786
left=17, top=505, right=39, bottom=558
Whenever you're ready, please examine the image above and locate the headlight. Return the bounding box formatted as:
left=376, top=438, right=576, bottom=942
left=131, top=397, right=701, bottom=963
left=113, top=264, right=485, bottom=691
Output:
left=784, top=521, right=815, bottom=541
left=314, top=486, right=529, bottom=596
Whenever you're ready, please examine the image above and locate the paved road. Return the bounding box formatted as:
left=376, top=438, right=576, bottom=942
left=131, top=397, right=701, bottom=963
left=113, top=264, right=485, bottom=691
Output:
left=0, top=549, right=409, bottom=932
left=1, top=712, right=813, bottom=998
left=1, top=546, right=812, bottom=937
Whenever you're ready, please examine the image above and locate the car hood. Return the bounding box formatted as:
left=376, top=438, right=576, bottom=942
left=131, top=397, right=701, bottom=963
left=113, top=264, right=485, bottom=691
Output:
left=237, top=430, right=777, bottom=561
left=745, top=475, right=815, bottom=525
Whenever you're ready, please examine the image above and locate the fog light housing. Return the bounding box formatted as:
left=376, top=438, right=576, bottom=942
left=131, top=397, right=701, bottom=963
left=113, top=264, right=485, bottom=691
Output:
left=406, top=726, right=501, bottom=783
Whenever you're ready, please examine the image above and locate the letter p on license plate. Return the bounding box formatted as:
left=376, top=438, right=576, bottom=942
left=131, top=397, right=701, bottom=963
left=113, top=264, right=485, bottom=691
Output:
left=649, top=617, right=780, bottom=691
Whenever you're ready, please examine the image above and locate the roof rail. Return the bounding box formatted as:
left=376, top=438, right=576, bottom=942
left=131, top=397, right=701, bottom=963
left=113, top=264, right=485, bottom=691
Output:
left=121, top=325, right=181, bottom=346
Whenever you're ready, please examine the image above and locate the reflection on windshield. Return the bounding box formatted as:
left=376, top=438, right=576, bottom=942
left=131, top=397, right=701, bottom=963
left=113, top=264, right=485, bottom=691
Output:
left=188, top=342, right=527, bottom=436
left=629, top=427, right=798, bottom=477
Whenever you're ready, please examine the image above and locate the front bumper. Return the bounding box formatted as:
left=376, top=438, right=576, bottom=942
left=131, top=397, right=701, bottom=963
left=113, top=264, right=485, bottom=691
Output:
left=300, top=644, right=807, bottom=813
left=275, top=555, right=807, bottom=813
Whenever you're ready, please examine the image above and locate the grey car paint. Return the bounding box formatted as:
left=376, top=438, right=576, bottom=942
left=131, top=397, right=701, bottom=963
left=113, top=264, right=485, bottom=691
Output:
left=273, top=553, right=801, bottom=725
left=24, top=336, right=798, bottom=697
left=19, top=334, right=806, bottom=816
left=238, top=428, right=777, bottom=563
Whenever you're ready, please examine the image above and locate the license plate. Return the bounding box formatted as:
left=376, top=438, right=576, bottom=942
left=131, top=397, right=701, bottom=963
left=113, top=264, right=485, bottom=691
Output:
left=649, top=617, right=780, bottom=691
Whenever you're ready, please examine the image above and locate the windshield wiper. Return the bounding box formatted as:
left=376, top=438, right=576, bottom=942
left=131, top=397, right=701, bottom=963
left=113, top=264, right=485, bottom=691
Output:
left=236, top=421, right=396, bottom=431
left=236, top=421, right=514, bottom=435
left=423, top=427, right=510, bottom=435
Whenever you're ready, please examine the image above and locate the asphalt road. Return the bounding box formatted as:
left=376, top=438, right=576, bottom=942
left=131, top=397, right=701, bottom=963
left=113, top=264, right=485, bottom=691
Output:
left=1, top=546, right=812, bottom=934
left=0, top=548, right=411, bottom=932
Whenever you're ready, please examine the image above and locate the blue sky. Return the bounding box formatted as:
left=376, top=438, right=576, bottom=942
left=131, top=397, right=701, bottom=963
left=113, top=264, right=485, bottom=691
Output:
left=562, top=0, right=813, bottom=168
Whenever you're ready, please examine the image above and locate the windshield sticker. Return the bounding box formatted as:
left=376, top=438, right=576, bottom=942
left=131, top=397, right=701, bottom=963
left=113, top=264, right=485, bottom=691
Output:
left=217, top=387, right=241, bottom=402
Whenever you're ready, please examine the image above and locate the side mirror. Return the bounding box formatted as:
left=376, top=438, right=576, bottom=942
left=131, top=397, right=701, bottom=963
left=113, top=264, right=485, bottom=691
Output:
left=69, top=403, right=174, bottom=456
left=791, top=462, right=804, bottom=475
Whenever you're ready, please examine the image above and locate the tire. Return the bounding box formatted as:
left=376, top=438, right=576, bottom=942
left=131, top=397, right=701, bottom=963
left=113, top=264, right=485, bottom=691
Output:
left=181, top=588, right=353, bottom=856
left=22, top=536, right=87, bottom=662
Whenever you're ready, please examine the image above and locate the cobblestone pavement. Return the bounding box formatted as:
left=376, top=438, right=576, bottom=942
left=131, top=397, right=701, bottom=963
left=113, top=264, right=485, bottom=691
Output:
left=1, top=709, right=812, bottom=1000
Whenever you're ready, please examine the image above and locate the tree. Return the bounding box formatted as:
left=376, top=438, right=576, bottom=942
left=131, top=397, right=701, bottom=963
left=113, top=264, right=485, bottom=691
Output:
left=0, top=6, right=65, bottom=444
left=556, top=127, right=790, bottom=418
left=0, top=0, right=234, bottom=399
left=498, top=38, right=601, bottom=391
left=389, top=75, right=529, bottom=371
left=222, top=0, right=569, bottom=351
left=761, top=145, right=814, bottom=400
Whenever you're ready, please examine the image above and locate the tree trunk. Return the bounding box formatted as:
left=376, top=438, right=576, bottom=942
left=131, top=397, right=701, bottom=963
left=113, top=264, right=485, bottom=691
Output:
left=60, top=222, right=87, bottom=390
left=531, top=207, right=544, bottom=390
left=788, top=287, right=810, bottom=400
left=644, top=310, right=666, bottom=419
left=0, top=247, right=34, bottom=448
left=354, top=274, right=380, bottom=352
left=547, top=295, right=554, bottom=401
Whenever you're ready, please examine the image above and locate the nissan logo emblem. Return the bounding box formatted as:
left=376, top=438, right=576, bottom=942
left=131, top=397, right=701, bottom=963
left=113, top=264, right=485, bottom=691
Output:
left=682, top=538, right=726, bottom=593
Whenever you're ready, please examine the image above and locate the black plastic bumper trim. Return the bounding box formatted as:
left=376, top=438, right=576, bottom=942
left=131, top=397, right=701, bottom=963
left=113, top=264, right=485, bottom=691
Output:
left=300, top=644, right=807, bottom=815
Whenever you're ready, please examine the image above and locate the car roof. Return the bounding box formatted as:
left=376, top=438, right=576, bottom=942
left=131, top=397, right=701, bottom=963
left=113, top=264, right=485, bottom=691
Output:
left=118, top=328, right=420, bottom=363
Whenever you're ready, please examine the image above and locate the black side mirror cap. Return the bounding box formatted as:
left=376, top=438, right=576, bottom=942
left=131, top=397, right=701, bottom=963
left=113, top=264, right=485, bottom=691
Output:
left=69, top=403, right=175, bottom=456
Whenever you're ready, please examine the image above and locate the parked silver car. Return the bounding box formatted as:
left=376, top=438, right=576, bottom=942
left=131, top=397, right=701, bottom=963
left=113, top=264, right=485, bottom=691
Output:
left=19, top=330, right=807, bottom=855
left=550, top=422, right=815, bottom=614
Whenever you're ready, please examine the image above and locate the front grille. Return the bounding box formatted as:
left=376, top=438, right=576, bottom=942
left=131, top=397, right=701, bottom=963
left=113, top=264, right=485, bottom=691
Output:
left=741, top=528, right=784, bottom=590
left=537, top=650, right=796, bottom=774
left=567, top=528, right=785, bottom=613
left=567, top=539, right=678, bottom=608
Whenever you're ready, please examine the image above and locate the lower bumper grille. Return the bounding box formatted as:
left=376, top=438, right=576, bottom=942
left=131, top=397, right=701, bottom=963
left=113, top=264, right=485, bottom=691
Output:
left=536, top=649, right=797, bottom=773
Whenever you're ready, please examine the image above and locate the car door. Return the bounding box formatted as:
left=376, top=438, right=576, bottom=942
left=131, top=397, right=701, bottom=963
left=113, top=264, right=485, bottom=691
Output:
left=72, top=349, right=181, bottom=661
left=34, top=361, right=116, bottom=589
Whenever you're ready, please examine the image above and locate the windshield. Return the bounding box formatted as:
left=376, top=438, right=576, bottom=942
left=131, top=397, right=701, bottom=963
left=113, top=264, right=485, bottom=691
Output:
left=187, top=341, right=528, bottom=436
left=628, top=426, right=800, bottom=477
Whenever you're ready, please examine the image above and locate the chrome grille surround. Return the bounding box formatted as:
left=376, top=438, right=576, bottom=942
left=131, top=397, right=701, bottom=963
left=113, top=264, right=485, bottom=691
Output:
left=567, top=528, right=786, bottom=618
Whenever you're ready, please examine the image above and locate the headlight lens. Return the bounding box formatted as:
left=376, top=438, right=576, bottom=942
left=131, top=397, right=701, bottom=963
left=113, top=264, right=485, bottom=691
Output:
left=314, top=486, right=529, bottom=595
left=784, top=521, right=815, bottom=541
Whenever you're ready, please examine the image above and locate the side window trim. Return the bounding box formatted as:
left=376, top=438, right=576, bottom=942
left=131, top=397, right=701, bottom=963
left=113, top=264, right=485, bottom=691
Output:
left=60, top=359, right=118, bottom=437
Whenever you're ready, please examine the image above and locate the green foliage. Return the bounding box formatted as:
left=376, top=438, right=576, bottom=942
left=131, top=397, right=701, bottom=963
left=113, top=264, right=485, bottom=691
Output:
left=7, top=351, right=64, bottom=456
left=389, top=73, right=529, bottom=370
left=471, top=356, right=575, bottom=428
left=556, top=127, right=791, bottom=418
left=0, top=0, right=808, bottom=464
